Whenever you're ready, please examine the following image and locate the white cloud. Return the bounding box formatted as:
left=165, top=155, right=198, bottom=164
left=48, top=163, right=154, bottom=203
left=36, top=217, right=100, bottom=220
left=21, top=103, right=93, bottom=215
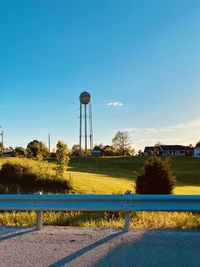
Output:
left=107, top=101, right=123, bottom=107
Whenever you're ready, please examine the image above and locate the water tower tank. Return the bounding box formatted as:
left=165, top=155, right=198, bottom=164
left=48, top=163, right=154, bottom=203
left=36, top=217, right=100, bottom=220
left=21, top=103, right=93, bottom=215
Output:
left=79, top=91, right=91, bottom=105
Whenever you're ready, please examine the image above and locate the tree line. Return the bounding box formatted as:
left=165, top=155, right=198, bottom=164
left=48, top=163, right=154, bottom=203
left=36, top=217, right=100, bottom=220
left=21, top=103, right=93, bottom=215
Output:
left=0, top=131, right=134, bottom=158
left=72, top=131, right=134, bottom=156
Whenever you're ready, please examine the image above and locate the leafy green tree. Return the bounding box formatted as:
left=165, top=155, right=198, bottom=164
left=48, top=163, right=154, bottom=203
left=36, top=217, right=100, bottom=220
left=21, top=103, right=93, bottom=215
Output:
left=135, top=155, right=176, bottom=194
left=26, top=140, right=48, bottom=158
left=112, top=131, right=133, bottom=156
left=102, top=145, right=115, bottom=156
left=13, top=146, right=26, bottom=157
left=93, top=143, right=104, bottom=151
left=71, top=144, right=81, bottom=156
left=56, top=141, right=70, bottom=178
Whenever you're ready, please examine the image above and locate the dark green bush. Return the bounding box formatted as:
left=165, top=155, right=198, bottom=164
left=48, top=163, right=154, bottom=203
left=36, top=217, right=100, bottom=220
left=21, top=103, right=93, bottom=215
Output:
left=135, top=155, right=176, bottom=194
left=0, top=162, right=72, bottom=194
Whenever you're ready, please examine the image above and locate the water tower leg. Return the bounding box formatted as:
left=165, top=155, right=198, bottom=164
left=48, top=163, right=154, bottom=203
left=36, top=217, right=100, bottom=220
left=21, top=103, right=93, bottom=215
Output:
left=79, top=103, right=82, bottom=156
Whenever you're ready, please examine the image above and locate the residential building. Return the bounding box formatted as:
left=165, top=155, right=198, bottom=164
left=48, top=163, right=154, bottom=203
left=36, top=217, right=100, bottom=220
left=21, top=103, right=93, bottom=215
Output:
left=144, top=145, right=193, bottom=156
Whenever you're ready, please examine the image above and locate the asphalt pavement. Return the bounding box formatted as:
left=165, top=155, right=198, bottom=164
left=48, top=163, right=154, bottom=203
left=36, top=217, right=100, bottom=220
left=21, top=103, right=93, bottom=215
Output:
left=0, top=226, right=200, bottom=267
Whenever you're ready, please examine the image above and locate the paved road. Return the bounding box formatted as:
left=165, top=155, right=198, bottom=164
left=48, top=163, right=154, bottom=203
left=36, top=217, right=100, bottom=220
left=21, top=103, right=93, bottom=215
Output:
left=0, top=226, right=200, bottom=267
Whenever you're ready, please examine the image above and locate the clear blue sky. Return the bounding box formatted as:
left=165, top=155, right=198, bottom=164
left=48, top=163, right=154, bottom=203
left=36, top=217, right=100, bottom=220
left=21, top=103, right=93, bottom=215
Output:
left=0, top=0, right=200, bottom=152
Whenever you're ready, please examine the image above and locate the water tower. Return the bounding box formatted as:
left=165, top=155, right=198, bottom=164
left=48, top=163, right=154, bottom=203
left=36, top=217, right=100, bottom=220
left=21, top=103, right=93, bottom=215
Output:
left=79, top=91, right=93, bottom=155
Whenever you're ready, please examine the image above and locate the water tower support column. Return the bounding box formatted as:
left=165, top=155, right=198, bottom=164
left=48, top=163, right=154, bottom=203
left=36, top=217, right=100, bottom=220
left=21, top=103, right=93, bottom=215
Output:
left=79, top=91, right=93, bottom=156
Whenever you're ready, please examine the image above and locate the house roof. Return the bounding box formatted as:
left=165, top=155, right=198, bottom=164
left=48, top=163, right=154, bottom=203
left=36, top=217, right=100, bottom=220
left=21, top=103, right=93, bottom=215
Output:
left=160, top=145, right=193, bottom=151
left=144, top=145, right=193, bottom=153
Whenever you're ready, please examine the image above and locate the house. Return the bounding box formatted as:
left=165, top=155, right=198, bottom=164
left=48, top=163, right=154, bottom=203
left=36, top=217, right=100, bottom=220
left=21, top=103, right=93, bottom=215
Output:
left=194, top=146, right=200, bottom=157
left=144, top=145, right=193, bottom=156
left=144, top=146, right=162, bottom=156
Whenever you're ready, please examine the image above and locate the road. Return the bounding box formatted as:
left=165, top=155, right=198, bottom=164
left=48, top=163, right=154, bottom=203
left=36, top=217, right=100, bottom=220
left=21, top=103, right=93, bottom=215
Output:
left=0, top=226, right=200, bottom=267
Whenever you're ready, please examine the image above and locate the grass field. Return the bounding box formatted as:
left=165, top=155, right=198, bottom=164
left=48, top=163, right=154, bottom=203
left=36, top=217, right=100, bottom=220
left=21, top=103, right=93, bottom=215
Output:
left=0, top=156, right=200, bottom=194
left=68, top=156, right=200, bottom=194
left=0, top=156, right=200, bottom=228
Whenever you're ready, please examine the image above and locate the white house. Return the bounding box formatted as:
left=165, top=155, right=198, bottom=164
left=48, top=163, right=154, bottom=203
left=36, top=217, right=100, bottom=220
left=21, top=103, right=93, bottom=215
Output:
left=194, top=147, right=200, bottom=157
left=144, top=145, right=193, bottom=157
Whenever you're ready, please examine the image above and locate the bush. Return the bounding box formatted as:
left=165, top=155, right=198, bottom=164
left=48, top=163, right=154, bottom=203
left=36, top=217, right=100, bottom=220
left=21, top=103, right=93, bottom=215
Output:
left=135, top=155, right=176, bottom=194
left=56, top=141, right=70, bottom=178
left=0, top=162, right=72, bottom=194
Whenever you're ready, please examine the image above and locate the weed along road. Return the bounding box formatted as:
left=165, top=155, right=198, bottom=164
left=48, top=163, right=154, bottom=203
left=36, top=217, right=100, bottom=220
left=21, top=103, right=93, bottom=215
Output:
left=0, top=226, right=200, bottom=267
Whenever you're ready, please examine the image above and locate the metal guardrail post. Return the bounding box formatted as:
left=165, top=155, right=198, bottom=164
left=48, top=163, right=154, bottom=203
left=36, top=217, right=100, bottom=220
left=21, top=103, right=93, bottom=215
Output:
left=36, top=192, right=43, bottom=230
left=36, top=211, right=43, bottom=230
left=123, top=191, right=132, bottom=232
left=124, top=212, right=131, bottom=232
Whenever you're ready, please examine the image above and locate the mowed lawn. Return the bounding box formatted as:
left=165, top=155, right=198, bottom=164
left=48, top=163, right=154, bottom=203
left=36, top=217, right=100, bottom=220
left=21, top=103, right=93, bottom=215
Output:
left=69, top=156, right=200, bottom=194
left=0, top=156, right=199, bottom=194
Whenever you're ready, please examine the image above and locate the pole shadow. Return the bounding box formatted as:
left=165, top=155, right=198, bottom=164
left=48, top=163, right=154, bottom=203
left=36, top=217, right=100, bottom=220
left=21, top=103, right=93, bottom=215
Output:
left=0, top=226, right=37, bottom=242
left=48, top=231, right=124, bottom=267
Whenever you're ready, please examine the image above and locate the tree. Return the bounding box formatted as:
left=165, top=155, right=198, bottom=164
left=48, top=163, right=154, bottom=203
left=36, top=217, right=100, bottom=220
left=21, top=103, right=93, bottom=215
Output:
left=135, top=155, right=176, bottom=194
left=26, top=140, right=48, bottom=158
left=196, top=141, right=200, bottom=147
left=0, top=142, right=3, bottom=155
left=56, top=141, right=70, bottom=178
left=102, top=145, right=115, bottom=156
left=112, top=131, right=133, bottom=156
left=138, top=150, right=144, bottom=156
left=93, top=143, right=104, bottom=152
left=71, top=144, right=81, bottom=156
left=13, top=146, right=26, bottom=157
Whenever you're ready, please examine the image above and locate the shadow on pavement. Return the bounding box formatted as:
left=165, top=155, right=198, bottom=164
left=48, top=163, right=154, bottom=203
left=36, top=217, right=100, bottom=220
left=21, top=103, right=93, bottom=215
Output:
left=48, top=231, right=125, bottom=267
left=93, top=229, right=200, bottom=267
left=0, top=226, right=36, bottom=241
left=49, top=228, right=200, bottom=267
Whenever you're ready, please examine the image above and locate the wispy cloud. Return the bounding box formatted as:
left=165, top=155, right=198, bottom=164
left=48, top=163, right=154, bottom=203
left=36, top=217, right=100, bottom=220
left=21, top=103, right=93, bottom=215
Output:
left=171, top=119, right=200, bottom=130
left=125, top=119, right=200, bottom=134
left=145, top=128, right=158, bottom=133
left=107, top=101, right=123, bottom=107
left=140, top=138, right=183, bottom=143
left=124, top=127, right=140, bottom=133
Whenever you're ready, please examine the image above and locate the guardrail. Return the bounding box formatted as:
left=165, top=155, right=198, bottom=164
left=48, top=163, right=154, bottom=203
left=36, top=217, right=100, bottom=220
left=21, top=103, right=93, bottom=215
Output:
left=0, top=194, right=200, bottom=231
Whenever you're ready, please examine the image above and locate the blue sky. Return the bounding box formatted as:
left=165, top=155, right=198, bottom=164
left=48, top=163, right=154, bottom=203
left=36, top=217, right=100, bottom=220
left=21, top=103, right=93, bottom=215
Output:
left=0, top=0, right=200, bottom=152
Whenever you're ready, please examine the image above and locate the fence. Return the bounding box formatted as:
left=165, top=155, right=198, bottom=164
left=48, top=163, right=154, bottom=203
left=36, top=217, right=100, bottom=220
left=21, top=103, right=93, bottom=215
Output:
left=0, top=194, right=200, bottom=231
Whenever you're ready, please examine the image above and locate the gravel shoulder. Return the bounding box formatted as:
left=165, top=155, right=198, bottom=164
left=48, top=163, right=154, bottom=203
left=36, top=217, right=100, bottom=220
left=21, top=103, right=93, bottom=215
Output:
left=0, top=226, right=200, bottom=267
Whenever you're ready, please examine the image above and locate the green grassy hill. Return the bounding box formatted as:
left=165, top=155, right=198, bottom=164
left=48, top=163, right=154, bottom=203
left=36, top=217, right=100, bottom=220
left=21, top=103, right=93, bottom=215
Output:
left=68, top=156, right=200, bottom=194
left=0, top=156, right=200, bottom=194
left=0, top=156, right=200, bottom=228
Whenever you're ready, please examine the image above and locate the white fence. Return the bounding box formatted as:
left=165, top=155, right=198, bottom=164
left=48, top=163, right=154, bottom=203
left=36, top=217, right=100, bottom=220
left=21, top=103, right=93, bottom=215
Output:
left=0, top=194, right=200, bottom=231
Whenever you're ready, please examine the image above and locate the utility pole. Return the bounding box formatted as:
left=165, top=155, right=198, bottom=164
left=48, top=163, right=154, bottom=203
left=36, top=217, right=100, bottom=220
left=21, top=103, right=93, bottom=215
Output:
left=48, top=133, right=51, bottom=158
left=0, top=130, right=3, bottom=157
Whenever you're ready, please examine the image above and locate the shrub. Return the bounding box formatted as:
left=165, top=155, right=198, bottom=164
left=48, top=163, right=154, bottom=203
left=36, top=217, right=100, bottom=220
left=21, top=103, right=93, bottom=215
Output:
left=135, top=155, right=176, bottom=194
left=56, top=141, right=70, bottom=178
left=0, top=162, right=72, bottom=194
left=26, top=140, right=49, bottom=158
